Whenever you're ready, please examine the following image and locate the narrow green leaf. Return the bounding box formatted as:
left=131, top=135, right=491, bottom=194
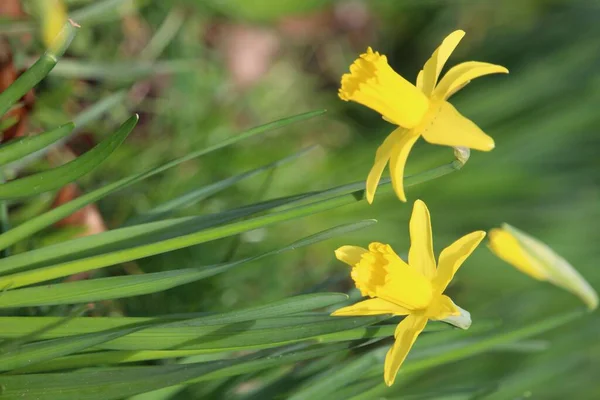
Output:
left=131, top=145, right=318, bottom=224
left=0, top=123, right=74, bottom=166
left=6, top=318, right=481, bottom=374
left=0, top=316, right=156, bottom=340
left=14, top=293, right=349, bottom=373
left=96, top=315, right=387, bottom=352
left=0, top=115, right=18, bottom=131
left=0, top=293, right=350, bottom=340
left=287, top=321, right=499, bottom=400
left=0, top=219, right=374, bottom=299
left=71, top=90, right=128, bottom=132
left=0, top=343, right=351, bottom=400
left=0, top=115, right=137, bottom=200
left=0, top=21, right=77, bottom=117
left=0, top=326, right=142, bottom=372
left=48, top=59, right=198, bottom=81
left=0, top=218, right=354, bottom=303
left=9, top=91, right=128, bottom=173
left=69, top=0, right=137, bottom=25
left=13, top=349, right=234, bottom=374
left=0, top=109, right=325, bottom=250
left=0, top=195, right=309, bottom=276
left=0, top=304, right=91, bottom=354
left=288, top=347, right=384, bottom=400
left=401, top=311, right=584, bottom=375
left=0, top=158, right=453, bottom=285
left=347, top=311, right=586, bottom=400
left=185, top=343, right=353, bottom=384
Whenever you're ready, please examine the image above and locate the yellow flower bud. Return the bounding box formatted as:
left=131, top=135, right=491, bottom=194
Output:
left=489, top=223, right=598, bottom=311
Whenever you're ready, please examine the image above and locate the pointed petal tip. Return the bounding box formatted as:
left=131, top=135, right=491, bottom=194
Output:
left=482, top=140, right=496, bottom=152
left=366, top=192, right=374, bottom=204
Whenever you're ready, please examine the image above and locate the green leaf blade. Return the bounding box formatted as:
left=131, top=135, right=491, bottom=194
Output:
left=0, top=115, right=137, bottom=200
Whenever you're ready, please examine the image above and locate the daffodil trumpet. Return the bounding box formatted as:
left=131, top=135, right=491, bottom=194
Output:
left=331, top=200, right=485, bottom=386
left=339, top=30, right=508, bottom=203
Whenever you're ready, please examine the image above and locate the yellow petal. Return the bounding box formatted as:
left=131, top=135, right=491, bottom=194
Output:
left=377, top=252, right=433, bottom=310
left=384, top=314, right=428, bottom=386
left=434, top=61, right=509, bottom=100
left=426, top=295, right=460, bottom=320
left=491, top=224, right=598, bottom=311
left=419, top=101, right=495, bottom=152
left=388, top=129, right=420, bottom=202
left=408, top=200, right=436, bottom=280
left=432, top=231, right=486, bottom=294
left=339, top=48, right=429, bottom=129
left=416, top=70, right=424, bottom=90
left=366, top=128, right=405, bottom=204
left=420, top=30, right=465, bottom=96
left=331, top=298, right=411, bottom=316
left=350, top=243, right=433, bottom=309
left=335, top=245, right=368, bottom=267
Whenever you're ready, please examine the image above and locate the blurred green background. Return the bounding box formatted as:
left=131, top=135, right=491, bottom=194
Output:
left=5, top=0, right=600, bottom=398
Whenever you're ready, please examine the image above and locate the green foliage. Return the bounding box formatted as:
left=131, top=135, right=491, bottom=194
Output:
left=0, top=1, right=597, bottom=399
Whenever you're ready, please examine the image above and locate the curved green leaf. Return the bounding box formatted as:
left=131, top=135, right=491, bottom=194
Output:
left=0, top=123, right=74, bottom=167
left=0, top=22, right=77, bottom=118
left=0, top=115, right=137, bottom=200
left=345, top=311, right=585, bottom=400
left=0, top=109, right=326, bottom=250
left=0, top=343, right=351, bottom=400
left=0, top=160, right=455, bottom=287
left=0, top=221, right=371, bottom=307
left=130, top=145, right=317, bottom=224
left=0, top=326, right=142, bottom=372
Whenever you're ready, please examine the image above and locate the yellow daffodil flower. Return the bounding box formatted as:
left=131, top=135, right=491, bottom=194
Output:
left=489, top=223, right=598, bottom=311
left=331, top=200, right=485, bottom=386
left=339, top=30, right=508, bottom=203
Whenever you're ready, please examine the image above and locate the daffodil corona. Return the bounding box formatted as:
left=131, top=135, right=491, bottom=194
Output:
left=331, top=200, right=485, bottom=386
left=339, top=30, right=508, bottom=203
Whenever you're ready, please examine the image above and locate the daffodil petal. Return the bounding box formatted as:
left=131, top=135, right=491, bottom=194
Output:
left=432, top=231, right=486, bottom=294
left=420, top=101, right=495, bottom=152
left=335, top=245, right=368, bottom=267
left=366, top=128, right=405, bottom=204
left=388, top=129, right=420, bottom=202
left=426, top=294, right=460, bottom=320
left=331, top=298, right=411, bottom=316
left=339, top=48, right=429, bottom=128
left=350, top=243, right=434, bottom=309
left=378, top=259, right=433, bottom=309
left=420, top=30, right=465, bottom=96
left=416, top=70, right=424, bottom=90
left=384, top=314, right=428, bottom=386
left=408, top=200, right=436, bottom=279
left=434, top=61, right=509, bottom=100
